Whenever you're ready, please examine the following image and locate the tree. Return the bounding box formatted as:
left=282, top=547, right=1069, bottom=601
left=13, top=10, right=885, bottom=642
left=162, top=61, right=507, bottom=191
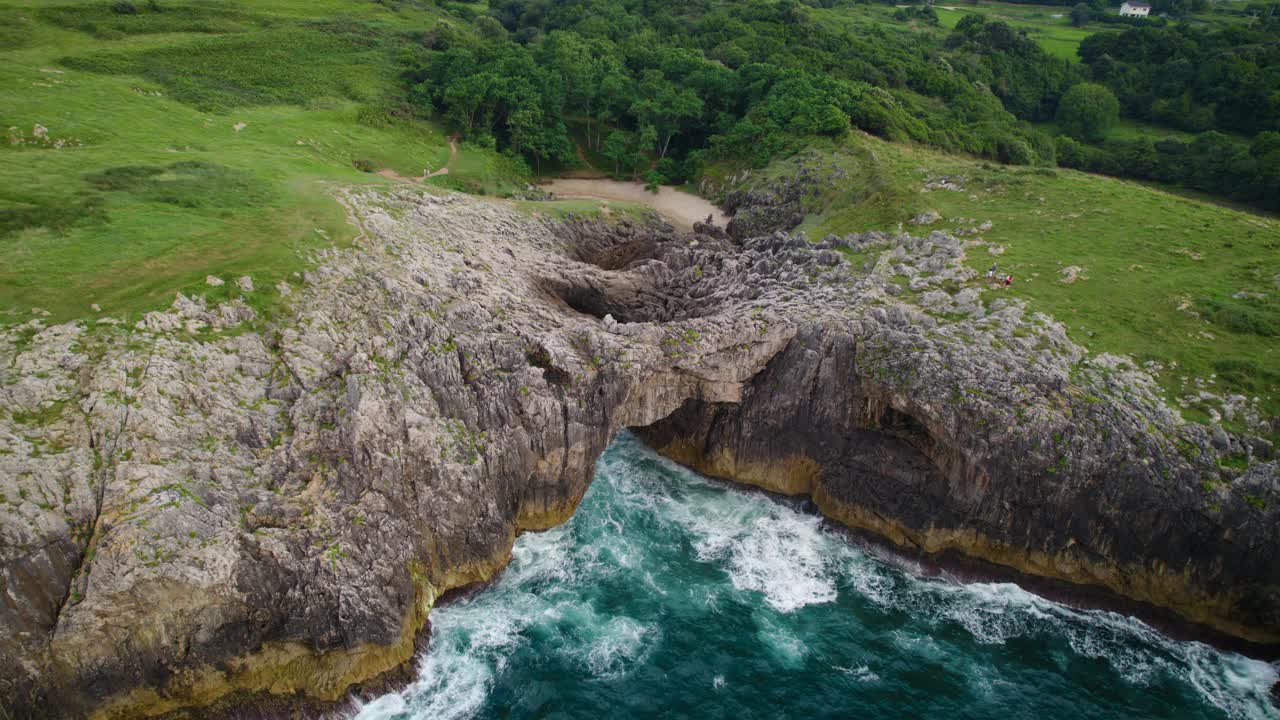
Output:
left=601, top=130, right=631, bottom=176
left=1071, top=3, right=1091, bottom=26
left=442, top=73, right=495, bottom=133
left=629, top=71, right=704, bottom=159
left=1056, top=82, right=1119, bottom=142
left=474, top=16, right=508, bottom=40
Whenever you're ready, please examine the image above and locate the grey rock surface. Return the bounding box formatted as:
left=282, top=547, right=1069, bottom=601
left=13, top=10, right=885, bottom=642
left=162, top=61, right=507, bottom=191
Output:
left=0, top=186, right=1275, bottom=718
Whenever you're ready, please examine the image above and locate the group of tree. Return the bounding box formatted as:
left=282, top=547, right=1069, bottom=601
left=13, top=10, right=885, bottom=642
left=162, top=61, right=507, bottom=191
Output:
left=405, top=0, right=1038, bottom=182
left=400, top=0, right=1278, bottom=210
left=1077, top=23, right=1280, bottom=136
left=1057, top=131, right=1280, bottom=208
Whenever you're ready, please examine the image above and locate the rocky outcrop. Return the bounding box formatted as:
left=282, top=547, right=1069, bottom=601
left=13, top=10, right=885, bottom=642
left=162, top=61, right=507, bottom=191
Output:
left=0, top=186, right=1276, bottom=718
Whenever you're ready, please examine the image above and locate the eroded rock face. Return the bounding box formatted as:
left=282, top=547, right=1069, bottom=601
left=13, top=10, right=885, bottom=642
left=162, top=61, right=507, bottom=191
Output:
left=0, top=187, right=1275, bottom=718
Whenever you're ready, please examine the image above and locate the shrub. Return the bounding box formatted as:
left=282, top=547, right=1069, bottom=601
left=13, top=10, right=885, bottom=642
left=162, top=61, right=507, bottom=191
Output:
left=1212, top=359, right=1279, bottom=395
left=83, top=161, right=270, bottom=208
left=355, top=104, right=395, bottom=128
left=112, top=1, right=139, bottom=14
left=1054, top=136, right=1087, bottom=168
left=997, top=137, right=1034, bottom=166
left=1199, top=296, right=1278, bottom=337
left=643, top=170, right=664, bottom=193
left=0, top=197, right=105, bottom=238
left=1211, top=307, right=1277, bottom=337
left=352, top=158, right=375, bottom=173
left=655, top=157, right=683, bottom=184
left=1056, top=83, right=1120, bottom=143
left=84, top=165, right=163, bottom=191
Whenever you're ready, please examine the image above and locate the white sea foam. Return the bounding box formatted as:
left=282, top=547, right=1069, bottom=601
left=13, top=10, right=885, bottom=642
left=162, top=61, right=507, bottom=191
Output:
left=354, top=433, right=1280, bottom=720
left=841, top=554, right=896, bottom=608
left=757, top=615, right=808, bottom=666
left=352, top=625, right=495, bottom=720
left=837, top=665, right=881, bottom=683
left=644, top=459, right=840, bottom=612
left=350, top=692, right=404, bottom=720
left=573, top=615, right=656, bottom=678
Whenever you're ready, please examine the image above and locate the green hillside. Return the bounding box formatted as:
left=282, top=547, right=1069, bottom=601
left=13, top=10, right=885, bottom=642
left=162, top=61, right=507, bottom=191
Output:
left=706, top=133, right=1280, bottom=431
left=0, top=1, right=523, bottom=322
left=2, top=0, right=1277, bottom=434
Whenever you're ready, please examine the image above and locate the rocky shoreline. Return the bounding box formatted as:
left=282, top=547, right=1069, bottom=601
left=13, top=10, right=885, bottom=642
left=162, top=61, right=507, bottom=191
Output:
left=1, top=186, right=1276, bottom=718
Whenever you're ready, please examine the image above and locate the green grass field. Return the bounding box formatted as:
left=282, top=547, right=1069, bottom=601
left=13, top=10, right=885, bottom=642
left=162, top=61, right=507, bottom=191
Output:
left=706, top=133, right=1280, bottom=430
left=4, top=1, right=1277, bottom=436
left=0, top=1, right=522, bottom=324
left=934, top=2, right=1108, bottom=60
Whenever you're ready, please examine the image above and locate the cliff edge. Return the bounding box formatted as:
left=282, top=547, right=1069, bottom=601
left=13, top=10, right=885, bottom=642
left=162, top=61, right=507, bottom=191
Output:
left=0, top=187, right=1275, bottom=718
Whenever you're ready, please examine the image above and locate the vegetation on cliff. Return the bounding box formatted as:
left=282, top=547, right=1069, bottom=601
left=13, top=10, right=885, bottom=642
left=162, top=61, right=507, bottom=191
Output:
left=1, top=3, right=1279, bottom=713
left=400, top=0, right=1280, bottom=210
left=699, top=133, right=1280, bottom=436
left=1, top=0, right=526, bottom=322
left=2, top=0, right=1277, bottom=433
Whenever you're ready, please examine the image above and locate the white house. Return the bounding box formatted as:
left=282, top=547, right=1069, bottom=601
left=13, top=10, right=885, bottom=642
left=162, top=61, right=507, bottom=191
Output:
left=1119, top=1, right=1152, bottom=17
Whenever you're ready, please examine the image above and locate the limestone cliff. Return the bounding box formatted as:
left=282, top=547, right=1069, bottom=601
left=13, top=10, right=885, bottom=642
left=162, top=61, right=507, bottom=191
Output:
left=0, top=187, right=1275, bottom=718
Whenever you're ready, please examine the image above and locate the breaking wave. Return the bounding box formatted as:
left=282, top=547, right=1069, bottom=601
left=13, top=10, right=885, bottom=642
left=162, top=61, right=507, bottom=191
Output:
left=354, top=432, right=1278, bottom=720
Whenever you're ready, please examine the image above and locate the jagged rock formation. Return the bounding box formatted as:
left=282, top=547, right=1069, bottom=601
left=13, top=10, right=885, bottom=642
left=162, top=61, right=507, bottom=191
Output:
left=0, top=187, right=1276, bottom=718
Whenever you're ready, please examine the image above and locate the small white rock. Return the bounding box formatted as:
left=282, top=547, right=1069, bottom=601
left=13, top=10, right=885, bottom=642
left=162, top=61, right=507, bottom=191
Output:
left=236, top=276, right=254, bottom=293
left=206, top=276, right=225, bottom=287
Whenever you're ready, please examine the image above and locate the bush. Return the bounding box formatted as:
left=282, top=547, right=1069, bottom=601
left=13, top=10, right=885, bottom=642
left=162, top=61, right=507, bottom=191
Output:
left=352, top=158, right=375, bottom=173
left=84, top=164, right=164, bottom=191
left=355, top=104, right=396, bottom=128
left=1071, top=3, right=1090, bottom=26
left=1054, top=136, right=1087, bottom=168
left=1056, top=83, right=1119, bottom=143
left=643, top=170, right=665, bottom=192
left=997, top=137, right=1034, bottom=166
left=1212, top=359, right=1279, bottom=395
left=1212, top=307, right=1276, bottom=337
left=83, top=161, right=270, bottom=208
left=1199, top=296, right=1278, bottom=337
left=0, top=196, right=105, bottom=238
left=1026, top=130, right=1057, bottom=165
left=112, top=1, right=139, bottom=14
left=655, top=157, right=683, bottom=184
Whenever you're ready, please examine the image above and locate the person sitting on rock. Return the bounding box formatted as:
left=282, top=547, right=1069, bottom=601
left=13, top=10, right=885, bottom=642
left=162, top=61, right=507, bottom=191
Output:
left=1004, top=274, right=1013, bottom=287
left=988, top=263, right=997, bottom=279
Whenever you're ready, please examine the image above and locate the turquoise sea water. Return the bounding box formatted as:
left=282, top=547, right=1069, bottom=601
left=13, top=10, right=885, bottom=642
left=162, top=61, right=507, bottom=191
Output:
left=355, top=432, right=1278, bottom=720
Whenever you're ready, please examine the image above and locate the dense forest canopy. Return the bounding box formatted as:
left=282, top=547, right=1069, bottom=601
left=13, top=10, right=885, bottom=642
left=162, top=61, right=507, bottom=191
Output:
left=401, top=0, right=1280, bottom=209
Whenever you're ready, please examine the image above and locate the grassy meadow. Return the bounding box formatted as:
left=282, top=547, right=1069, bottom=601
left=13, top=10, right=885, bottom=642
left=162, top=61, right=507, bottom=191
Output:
left=0, top=1, right=523, bottom=324
left=3, top=1, right=1277, bottom=435
left=706, top=133, right=1280, bottom=429
left=934, top=2, right=1105, bottom=60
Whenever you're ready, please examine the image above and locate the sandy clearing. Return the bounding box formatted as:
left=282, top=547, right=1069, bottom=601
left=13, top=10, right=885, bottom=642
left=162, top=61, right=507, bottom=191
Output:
left=539, top=178, right=729, bottom=231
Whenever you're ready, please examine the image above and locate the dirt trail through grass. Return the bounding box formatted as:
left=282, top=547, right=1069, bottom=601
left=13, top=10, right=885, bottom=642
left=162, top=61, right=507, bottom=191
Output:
left=377, top=136, right=459, bottom=182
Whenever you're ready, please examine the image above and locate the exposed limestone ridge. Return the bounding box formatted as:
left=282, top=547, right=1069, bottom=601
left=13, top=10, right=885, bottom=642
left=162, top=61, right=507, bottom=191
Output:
left=0, top=186, right=1275, bottom=718
left=0, top=187, right=792, bottom=718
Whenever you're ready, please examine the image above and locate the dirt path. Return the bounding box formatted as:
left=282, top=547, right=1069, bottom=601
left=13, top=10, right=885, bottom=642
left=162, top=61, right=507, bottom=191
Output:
left=540, top=178, right=730, bottom=231
left=376, top=136, right=459, bottom=183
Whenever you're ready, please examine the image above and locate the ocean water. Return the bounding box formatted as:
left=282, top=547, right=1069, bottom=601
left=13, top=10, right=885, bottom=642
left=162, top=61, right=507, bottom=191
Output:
left=354, top=432, right=1278, bottom=720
